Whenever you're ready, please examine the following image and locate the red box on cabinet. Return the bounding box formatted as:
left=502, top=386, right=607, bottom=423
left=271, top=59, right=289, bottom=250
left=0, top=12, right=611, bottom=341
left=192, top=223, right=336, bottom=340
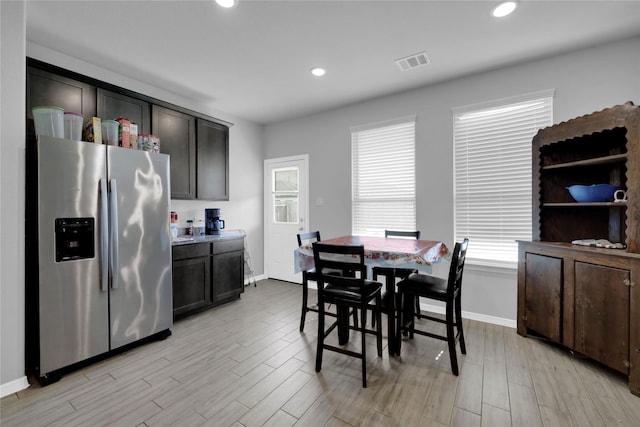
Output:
left=115, top=117, right=131, bottom=148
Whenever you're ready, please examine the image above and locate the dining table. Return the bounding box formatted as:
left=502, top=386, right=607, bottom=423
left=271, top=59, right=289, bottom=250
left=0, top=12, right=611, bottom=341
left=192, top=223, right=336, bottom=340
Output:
left=294, top=234, right=449, bottom=355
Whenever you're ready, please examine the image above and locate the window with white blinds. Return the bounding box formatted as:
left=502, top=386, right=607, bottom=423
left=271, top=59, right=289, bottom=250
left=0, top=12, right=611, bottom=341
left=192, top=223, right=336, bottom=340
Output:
left=453, top=92, right=553, bottom=267
left=351, top=117, right=416, bottom=236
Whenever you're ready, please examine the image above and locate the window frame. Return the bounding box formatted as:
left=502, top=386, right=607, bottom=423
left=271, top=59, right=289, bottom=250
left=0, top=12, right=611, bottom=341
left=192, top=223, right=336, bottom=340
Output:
left=351, top=116, right=417, bottom=237
left=453, top=90, right=554, bottom=269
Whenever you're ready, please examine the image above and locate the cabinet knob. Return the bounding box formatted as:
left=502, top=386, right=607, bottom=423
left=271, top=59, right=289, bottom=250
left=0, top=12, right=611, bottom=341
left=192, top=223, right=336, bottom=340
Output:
left=623, top=279, right=635, bottom=287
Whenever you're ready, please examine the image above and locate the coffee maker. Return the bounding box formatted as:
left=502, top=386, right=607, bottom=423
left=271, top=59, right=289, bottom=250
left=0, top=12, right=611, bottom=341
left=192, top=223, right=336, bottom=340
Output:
left=205, top=208, right=225, bottom=235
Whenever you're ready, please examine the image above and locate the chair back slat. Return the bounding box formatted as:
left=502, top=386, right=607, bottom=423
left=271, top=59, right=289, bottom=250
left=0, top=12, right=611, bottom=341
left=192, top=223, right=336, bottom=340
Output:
left=312, top=243, right=366, bottom=290
left=447, top=238, right=469, bottom=296
left=385, top=230, right=421, bottom=239
left=298, top=231, right=321, bottom=247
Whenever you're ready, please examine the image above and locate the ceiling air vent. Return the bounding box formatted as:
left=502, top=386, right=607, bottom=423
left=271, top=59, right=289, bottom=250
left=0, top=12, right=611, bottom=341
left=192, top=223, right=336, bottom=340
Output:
left=395, top=51, right=430, bottom=71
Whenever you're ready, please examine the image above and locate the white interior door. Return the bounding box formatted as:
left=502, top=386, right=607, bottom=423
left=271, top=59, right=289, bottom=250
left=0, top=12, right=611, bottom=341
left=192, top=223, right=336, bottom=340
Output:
left=264, top=155, right=309, bottom=283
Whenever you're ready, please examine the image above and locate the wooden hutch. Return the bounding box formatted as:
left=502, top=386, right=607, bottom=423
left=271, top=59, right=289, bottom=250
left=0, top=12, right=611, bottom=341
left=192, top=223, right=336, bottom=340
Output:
left=517, top=102, right=640, bottom=396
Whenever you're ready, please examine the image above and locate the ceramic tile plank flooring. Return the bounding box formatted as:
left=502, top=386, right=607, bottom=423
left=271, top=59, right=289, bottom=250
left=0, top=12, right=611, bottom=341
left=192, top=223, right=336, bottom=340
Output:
left=2, top=279, right=639, bottom=426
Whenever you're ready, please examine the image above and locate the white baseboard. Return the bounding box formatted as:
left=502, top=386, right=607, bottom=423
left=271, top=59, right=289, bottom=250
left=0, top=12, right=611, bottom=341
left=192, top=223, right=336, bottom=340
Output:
left=253, top=278, right=517, bottom=329
left=245, top=274, right=266, bottom=285
left=0, top=376, right=30, bottom=398
left=305, top=281, right=515, bottom=328
left=419, top=302, right=516, bottom=329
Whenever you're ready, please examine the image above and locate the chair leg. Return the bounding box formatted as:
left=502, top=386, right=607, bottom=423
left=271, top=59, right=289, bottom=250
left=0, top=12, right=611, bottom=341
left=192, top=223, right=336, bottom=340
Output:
left=372, top=271, right=393, bottom=328
left=300, top=276, right=309, bottom=332
left=445, top=300, right=459, bottom=376
left=402, top=293, right=415, bottom=339
left=315, top=301, right=325, bottom=373
left=415, top=296, right=422, bottom=319
left=386, top=294, right=396, bottom=356
left=455, top=293, right=466, bottom=355
left=395, top=293, right=404, bottom=354
left=371, top=308, right=376, bottom=328
left=360, top=304, right=367, bottom=388
left=361, top=305, right=367, bottom=327
left=376, top=293, right=383, bottom=357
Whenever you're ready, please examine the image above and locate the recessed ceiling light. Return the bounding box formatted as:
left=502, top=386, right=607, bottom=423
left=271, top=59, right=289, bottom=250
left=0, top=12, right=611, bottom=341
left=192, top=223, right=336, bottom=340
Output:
left=216, top=0, right=238, bottom=8
left=491, top=1, right=517, bottom=18
left=310, top=67, right=326, bottom=77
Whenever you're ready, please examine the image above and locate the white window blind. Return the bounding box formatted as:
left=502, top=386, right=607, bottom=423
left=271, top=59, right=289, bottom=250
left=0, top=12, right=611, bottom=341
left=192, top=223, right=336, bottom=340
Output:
left=453, top=93, right=553, bottom=267
left=351, top=117, right=416, bottom=236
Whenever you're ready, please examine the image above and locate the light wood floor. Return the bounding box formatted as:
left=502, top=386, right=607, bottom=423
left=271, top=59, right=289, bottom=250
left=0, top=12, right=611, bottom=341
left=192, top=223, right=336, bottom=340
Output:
left=2, top=279, right=639, bottom=427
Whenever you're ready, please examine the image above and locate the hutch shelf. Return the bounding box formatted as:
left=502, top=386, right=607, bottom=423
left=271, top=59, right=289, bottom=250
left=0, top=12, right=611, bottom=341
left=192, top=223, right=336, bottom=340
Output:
left=517, top=102, right=640, bottom=397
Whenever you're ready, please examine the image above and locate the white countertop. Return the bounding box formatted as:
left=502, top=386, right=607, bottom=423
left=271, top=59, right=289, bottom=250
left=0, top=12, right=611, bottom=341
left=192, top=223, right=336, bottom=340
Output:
left=171, top=232, right=244, bottom=246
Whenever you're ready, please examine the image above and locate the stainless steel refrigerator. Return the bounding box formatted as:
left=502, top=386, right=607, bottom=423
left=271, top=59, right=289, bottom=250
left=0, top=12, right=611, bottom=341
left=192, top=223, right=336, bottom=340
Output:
left=26, top=135, right=173, bottom=384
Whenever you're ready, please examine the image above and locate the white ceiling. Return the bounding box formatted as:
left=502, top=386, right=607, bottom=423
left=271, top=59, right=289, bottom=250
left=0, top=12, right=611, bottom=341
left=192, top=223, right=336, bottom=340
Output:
left=26, top=0, right=640, bottom=125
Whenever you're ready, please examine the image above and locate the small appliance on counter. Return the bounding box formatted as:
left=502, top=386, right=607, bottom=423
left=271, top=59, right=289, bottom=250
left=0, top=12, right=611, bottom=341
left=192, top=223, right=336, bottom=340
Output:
left=205, top=208, right=225, bottom=235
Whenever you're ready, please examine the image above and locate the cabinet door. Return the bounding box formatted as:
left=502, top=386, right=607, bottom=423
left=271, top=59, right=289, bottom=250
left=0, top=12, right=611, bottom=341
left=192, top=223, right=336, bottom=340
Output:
left=97, top=89, right=151, bottom=134
left=27, top=67, right=96, bottom=140
left=197, top=119, right=229, bottom=200
left=152, top=105, right=196, bottom=199
left=575, top=262, right=629, bottom=373
left=172, top=256, right=212, bottom=318
left=212, top=251, right=244, bottom=303
left=524, top=253, right=563, bottom=342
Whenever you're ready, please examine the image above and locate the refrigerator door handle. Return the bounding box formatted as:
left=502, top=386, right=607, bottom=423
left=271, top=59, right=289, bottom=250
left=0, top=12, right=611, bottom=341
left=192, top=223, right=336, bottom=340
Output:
left=110, top=179, right=120, bottom=290
left=100, top=179, right=109, bottom=292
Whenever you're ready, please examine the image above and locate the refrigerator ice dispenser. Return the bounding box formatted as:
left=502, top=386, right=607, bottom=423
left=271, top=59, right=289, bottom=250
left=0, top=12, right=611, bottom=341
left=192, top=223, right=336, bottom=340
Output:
left=55, top=217, right=94, bottom=262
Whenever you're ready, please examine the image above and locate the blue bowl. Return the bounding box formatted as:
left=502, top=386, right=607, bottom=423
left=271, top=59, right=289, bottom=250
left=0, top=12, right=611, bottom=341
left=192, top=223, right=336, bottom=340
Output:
left=566, top=184, right=619, bottom=202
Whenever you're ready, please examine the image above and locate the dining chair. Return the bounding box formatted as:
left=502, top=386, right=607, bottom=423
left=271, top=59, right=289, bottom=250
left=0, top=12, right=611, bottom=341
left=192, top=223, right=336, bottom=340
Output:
left=297, top=231, right=357, bottom=332
left=395, top=238, right=469, bottom=375
left=371, top=230, right=422, bottom=321
left=313, top=242, right=383, bottom=388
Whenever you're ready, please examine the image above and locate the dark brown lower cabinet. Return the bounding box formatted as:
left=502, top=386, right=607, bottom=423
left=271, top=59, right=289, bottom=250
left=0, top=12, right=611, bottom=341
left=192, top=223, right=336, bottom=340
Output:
left=172, top=243, right=211, bottom=319
left=172, top=237, right=244, bottom=320
left=212, top=238, right=245, bottom=304
left=575, top=262, right=630, bottom=374
left=523, top=253, right=563, bottom=343
left=518, top=241, right=640, bottom=397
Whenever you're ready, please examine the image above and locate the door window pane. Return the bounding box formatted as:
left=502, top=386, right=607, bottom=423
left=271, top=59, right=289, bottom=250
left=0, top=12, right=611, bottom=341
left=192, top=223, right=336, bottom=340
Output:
left=273, top=167, right=299, bottom=224
left=274, top=169, right=298, bottom=192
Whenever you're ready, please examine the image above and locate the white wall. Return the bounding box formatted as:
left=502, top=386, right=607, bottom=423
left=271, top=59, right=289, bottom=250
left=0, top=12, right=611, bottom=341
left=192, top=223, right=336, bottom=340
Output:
left=0, top=0, right=29, bottom=397
left=263, top=35, right=640, bottom=325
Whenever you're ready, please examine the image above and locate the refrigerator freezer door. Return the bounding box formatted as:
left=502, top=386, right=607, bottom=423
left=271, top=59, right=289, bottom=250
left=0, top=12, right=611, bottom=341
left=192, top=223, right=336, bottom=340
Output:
left=107, top=147, right=172, bottom=350
left=37, top=136, right=109, bottom=374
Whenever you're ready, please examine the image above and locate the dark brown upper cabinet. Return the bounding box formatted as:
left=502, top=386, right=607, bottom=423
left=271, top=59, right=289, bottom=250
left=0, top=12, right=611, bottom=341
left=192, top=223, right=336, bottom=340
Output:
left=27, top=58, right=232, bottom=201
left=97, top=89, right=151, bottom=134
left=197, top=119, right=229, bottom=201
left=26, top=67, right=96, bottom=140
left=152, top=105, right=197, bottom=200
